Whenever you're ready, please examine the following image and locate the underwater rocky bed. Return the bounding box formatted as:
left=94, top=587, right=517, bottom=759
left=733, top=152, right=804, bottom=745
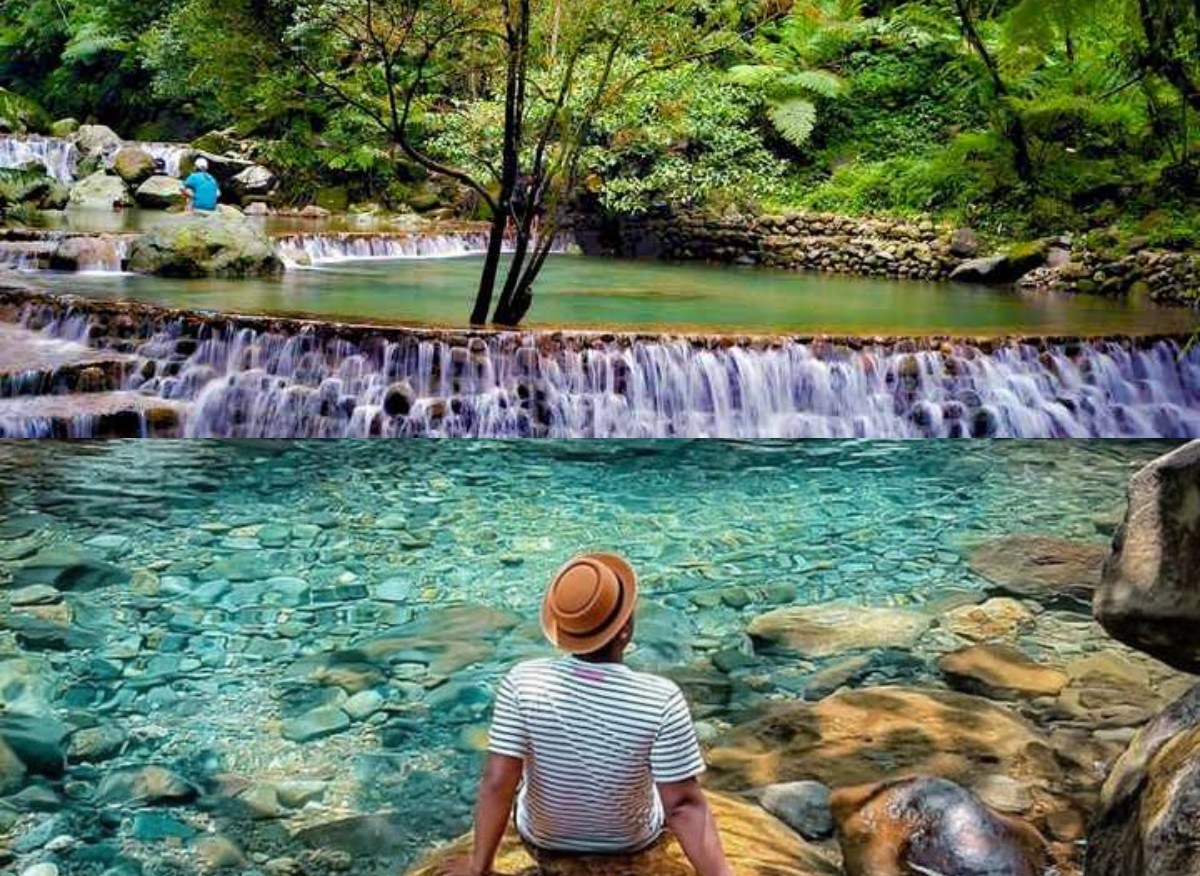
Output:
left=0, top=440, right=1195, bottom=876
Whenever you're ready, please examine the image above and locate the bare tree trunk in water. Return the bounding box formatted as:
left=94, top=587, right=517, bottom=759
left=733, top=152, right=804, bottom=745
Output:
left=470, top=213, right=510, bottom=325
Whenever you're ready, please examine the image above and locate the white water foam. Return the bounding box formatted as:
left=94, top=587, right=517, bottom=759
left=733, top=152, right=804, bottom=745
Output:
left=20, top=304, right=1200, bottom=438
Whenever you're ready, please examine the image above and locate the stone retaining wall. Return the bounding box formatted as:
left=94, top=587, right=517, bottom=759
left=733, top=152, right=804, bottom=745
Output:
left=1022, top=248, right=1200, bottom=308
left=571, top=211, right=968, bottom=281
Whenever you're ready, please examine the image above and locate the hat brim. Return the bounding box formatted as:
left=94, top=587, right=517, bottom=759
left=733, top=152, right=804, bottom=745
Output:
left=541, top=552, right=638, bottom=655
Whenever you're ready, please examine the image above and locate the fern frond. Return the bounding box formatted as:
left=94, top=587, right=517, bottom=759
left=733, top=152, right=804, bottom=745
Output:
left=727, top=64, right=783, bottom=88
left=768, top=97, right=817, bottom=147
left=777, top=69, right=844, bottom=98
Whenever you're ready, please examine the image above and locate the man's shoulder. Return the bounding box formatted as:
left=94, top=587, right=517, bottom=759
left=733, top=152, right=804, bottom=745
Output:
left=622, top=666, right=684, bottom=701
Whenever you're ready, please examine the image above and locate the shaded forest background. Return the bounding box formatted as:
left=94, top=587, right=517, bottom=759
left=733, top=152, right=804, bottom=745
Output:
left=2, top=0, right=1199, bottom=249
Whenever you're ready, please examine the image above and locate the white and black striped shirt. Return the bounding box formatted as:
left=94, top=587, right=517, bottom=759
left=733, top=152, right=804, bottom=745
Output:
left=487, top=655, right=706, bottom=853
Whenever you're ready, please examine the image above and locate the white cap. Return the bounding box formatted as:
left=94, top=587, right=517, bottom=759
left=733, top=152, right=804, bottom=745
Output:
left=195, top=157, right=209, bottom=171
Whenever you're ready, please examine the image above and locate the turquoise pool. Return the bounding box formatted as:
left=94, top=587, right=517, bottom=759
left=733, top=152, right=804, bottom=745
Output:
left=0, top=440, right=1181, bottom=873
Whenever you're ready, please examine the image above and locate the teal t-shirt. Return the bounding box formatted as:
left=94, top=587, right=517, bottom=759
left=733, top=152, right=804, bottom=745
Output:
left=184, top=171, right=220, bottom=210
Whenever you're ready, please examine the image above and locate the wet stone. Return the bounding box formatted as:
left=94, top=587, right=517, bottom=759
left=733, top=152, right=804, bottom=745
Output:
left=344, top=689, right=385, bottom=721
left=9, top=584, right=61, bottom=606
left=13, top=550, right=129, bottom=593
left=132, top=812, right=196, bottom=841
left=84, top=534, right=130, bottom=554
left=376, top=578, right=414, bottom=602
left=756, top=781, right=834, bottom=840
left=282, top=705, right=351, bottom=743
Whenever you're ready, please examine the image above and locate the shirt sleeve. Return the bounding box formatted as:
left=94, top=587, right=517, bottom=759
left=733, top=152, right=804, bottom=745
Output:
left=487, top=673, right=528, bottom=760
left=650, top=688, right=706, bottom=784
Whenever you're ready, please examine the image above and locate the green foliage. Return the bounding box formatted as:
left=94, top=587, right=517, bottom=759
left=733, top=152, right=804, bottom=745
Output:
left=583, top=65, right=787, bottom=214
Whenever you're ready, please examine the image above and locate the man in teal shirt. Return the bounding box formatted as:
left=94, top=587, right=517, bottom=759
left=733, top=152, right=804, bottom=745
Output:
left=183, top=157, right=220, bottom=211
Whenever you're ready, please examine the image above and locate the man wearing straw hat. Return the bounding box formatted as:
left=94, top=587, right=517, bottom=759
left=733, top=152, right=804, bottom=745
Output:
left=440, top=553, right=733, bottom=876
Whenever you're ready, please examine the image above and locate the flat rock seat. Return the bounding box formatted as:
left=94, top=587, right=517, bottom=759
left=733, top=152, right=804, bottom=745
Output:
left=406, top=792, right=838, bottom=876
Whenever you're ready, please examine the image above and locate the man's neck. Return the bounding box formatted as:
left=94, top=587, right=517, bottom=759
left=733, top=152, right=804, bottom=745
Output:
left=573, top=650, right=624, bottom=665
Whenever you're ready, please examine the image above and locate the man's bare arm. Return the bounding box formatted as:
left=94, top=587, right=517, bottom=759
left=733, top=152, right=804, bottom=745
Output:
left=439, top=753, right=524, bottom=876
left=659, top=778, right=735, bottom=876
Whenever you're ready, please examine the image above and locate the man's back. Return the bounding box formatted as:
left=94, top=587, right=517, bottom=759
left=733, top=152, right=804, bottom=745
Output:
left=184, top=171, right=219, bottom=210
left=488, top=655, right=705, bottom=853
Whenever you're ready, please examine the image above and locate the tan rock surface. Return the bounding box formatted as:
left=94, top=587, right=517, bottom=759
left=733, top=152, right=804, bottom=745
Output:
left=747, top=604, right=930, bottom=658
left=405, top=792, right=839, bottom=876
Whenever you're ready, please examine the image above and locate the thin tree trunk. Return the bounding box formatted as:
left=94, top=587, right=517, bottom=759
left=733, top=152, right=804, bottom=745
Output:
left=494, top=226, right=533, bottom=324
left=471, top=213, right=510, bottom=325
left=954, top=0, right=1034, bottom=180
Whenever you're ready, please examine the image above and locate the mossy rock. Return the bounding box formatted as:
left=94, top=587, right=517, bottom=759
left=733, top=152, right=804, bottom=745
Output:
left=0, top=87, right=50, bottom=134
left=112, top=147, right=157, bottom=186
left=49, top=118, right=79, bottom=138
left=1005, top=239, right=1051, bottom=274
left=0, top=168, right=55, bottom=206
left=127, top=211, right=283, bottom=277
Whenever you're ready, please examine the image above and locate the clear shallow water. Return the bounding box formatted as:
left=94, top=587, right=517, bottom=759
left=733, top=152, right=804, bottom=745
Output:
left=0, top=440, right=1180, bottom=872
left=27, top=253, right=1200, bottom=337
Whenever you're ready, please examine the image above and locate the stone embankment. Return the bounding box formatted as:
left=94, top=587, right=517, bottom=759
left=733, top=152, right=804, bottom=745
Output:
left=573, top=210, right=1200, bottom=308
left=1022, top=246, right=1200, bottom=308
left=574, top=210, right=968, bottom=280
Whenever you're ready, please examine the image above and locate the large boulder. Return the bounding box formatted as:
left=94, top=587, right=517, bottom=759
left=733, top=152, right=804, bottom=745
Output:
left=706, top=687, right=1065, bottom=805
left=73, top=124, right=122, bottom=159
left=969, top=534, right=1108, bottom=604
left=0, top=168, right=54, bottom=206
left=49, top=118, right=79, bottom=138
left=746, top=604, right=931, bottom=658
left=1087, top=683, right=1200, bottom=876
left=127, top=210, right=283, bottom=277
left=832, top=776, right=1048, bottom=876
left=68, top=171, right=132, bottom=210
left=0, top=87, right=49, bottom=134
left=950, top=241, right=1049, bottom=285
left=135, top=175, right=186, bottom=210
left=229, top=165, right=276, bottom=203
left=49, top=235, right=128, bottom=272
left=1095, top=441, right=1200, bottom=673
left=111, top=146, right=156, bottom=186
left=404, top=791, right=839, bottom=876
left=179, top=149, right=254, bottom=184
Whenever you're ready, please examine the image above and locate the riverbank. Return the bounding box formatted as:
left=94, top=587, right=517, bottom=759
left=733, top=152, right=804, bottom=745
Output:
left=572, top=209, right=1200, bottom=309
left=2, top=284, right=1198, bottom=438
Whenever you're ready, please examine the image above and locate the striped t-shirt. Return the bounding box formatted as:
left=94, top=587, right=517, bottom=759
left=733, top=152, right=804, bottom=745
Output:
left=487, top=655, right=706, bottom=853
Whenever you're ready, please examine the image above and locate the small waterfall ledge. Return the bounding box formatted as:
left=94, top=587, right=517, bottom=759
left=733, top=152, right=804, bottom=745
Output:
left=2, top=286, right=1198, bottom=439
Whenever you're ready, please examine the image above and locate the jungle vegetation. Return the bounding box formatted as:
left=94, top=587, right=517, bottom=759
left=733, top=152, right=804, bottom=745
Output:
left=2, top=0, right=1199, bottom=319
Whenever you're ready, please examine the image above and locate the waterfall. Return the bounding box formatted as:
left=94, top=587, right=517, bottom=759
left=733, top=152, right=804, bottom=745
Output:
left=137, top=143, right=191, bottom=178
left=73, top=236, right=130, bottom=273
left=19, top=304, right=1200, bottom=438
left=0, top=135, right=78, bottom=183
left=277, top=232, right=495, bottom=266
left=0, top=241, right=52, bottom=271
left=276, top=231, right=573, bottom=267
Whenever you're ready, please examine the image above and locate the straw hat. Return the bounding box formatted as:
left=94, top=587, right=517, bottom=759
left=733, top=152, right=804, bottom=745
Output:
left=541, top=553, right=638, bottom=654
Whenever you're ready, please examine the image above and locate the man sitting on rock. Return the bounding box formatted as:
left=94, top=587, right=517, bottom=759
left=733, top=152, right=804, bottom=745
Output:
left=183, top=157, right=220, bottom=212
left=440, top=553, right=733, bottom=876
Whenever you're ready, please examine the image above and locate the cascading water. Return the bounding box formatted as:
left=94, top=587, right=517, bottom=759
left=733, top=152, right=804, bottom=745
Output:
left=276, top=231, right=572, bottom=267
left=19, top=304, right=1200, bottom=438
left=0, top=135, right=78, bottom=182
left=136, top=143, right=190, bottom=178
left=277, top=232, right=495, bottom=266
